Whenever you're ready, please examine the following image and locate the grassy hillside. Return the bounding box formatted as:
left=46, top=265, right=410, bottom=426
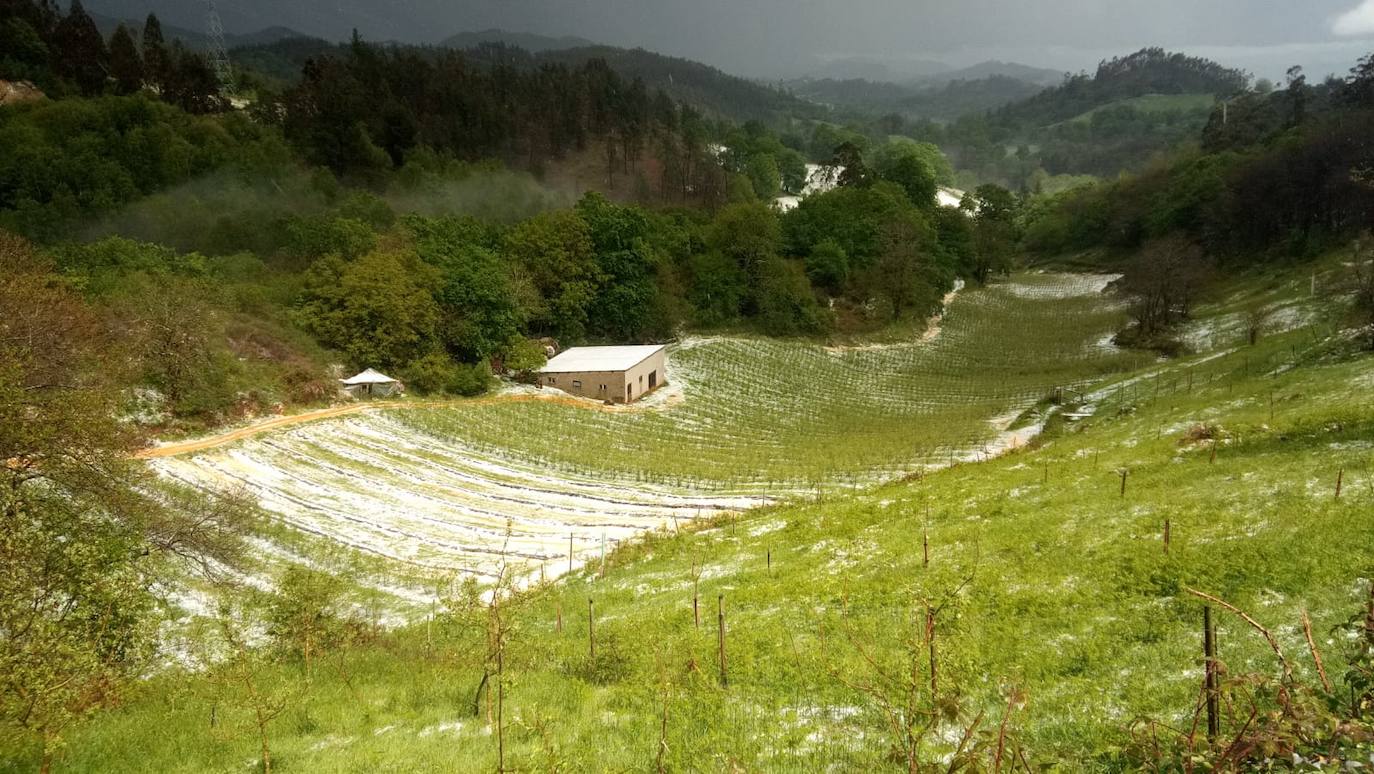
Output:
left=1061, top=93, right=1216, bottom=125
left=18, top=255, right=1374, bottom=771
left=147, top=273, right=1140, bottom=588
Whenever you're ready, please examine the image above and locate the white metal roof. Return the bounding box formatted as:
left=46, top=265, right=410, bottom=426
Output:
left=339, top=368, right=398, bottom=385
left=539, top=345, right=665, bottom=374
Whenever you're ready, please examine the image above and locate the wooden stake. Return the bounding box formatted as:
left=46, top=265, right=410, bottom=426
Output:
left=496, top=647, right=505, bottom=773
left=556, top=600, right=562, bottom=633
left=588, top=598, right=595, bottom=660
left=1302, top=609, right=1332, bottom=694
left=1209, top=439, right=1217, bottom=464
left=717, top=595, right=728, bottom=687
left=926, top=606, right=937, bottom=700
left=1119, top=469, right=1128, bottom=497
left=1203, top=605, right=1220, bottom=743
left=766, top=548, right=771, bottom=575
left=1163, top=519, right=1171, bottom=555
left=1337, top=469, right=1344, bottom=500
left=922, top=529, right=929, bottom=568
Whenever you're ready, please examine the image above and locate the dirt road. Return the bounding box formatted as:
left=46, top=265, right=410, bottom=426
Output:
left=134, top=390, right=660, bottom=460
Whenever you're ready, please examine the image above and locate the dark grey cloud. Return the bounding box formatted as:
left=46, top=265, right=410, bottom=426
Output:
left=90, top=0, right=1374, bottom=79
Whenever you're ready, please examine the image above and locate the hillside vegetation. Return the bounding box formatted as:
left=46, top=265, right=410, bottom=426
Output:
left=21, top=255, right=1374, bottom=772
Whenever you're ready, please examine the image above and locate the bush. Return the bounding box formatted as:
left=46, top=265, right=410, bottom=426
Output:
left=401, top=353, right=492, bottom=397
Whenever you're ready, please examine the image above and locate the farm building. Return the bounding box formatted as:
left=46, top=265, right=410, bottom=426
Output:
left=538, top=345, right=666, bottom=403
left=340, top=368, right=402, bottom=398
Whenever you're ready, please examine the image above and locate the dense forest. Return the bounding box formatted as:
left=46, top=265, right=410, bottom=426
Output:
left=0, top=0, right=1001, bottom=431
left=1020, top=55, right=1374, bottom=258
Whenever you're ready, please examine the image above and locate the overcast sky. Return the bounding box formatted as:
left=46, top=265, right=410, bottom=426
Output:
left=94, top=0, right=1374, bottom=80
left=480, top=0, right=1374, bottom=78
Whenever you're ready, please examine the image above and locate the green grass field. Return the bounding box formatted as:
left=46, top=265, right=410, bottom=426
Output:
left=13, top=258, right=1373, bottom=772
left=1063, top=93, right=1217, bottom=125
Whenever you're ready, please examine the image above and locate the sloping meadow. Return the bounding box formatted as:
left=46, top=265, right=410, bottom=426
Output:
left=60, top=261, right=1374, bottom=771
left=152, top=273, right=1140, bottom=591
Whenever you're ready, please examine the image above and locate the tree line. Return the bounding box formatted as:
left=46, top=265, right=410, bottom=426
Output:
left=0, top=0, right=225, bottom=112
left=1021, top=54, right=1374, bottom=259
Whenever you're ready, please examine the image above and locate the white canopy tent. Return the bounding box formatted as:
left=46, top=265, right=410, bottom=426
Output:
left=339, top=368, right=402, bottom=398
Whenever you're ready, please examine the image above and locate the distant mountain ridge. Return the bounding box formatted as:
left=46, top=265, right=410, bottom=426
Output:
left=917, top=61, right=1064, bottom=88
left=439, top=29, right=597, bottom=53
left=228, top=36, right=827, bottom=126
left=785, top=60, right=1064, bottom=121
left=992, top=48, right=1247, bottom=128
left=89, top=11, right=309, bottom=50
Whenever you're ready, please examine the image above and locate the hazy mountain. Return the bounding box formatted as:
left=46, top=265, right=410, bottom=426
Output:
left=803, top=56, right=950, bottom=82
left=788, top=73, right=1047, bottom=122
left=226, top=37, right=827, bottom=126
left=916, top=61, right=1065, bottom=88
left=439, top=29, right=597, bottom=53
left=89, top=11, right=308, bottom=50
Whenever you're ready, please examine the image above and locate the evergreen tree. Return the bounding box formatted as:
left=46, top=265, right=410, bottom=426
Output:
left=141, top=12, right=168, bottom=91
left=52, top=0, right=106, bottom=95
left=107, top=22, right=142, bottom=95
left=162, top=43, right=225, bottom=114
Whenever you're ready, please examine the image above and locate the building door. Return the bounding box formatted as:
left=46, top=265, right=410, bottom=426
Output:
left=626, top=384, right=632, bottom=401
left=649, top=370, right=657, bottom=389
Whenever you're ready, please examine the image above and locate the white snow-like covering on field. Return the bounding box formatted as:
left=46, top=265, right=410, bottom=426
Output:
left=153, top=414, right=770, bottom=582
left=149, top=271, right=1140, bottom=589
left=999, top=273, right=1121, bottom=300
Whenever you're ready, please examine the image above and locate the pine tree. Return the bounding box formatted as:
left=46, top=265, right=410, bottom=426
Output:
left=52, top=0, right=107, bottom=95
left=162, top=43, right=225, bottom=114
left=107, top=22, right=142, bottom=95
left=141, top=12, right=167, bottom=92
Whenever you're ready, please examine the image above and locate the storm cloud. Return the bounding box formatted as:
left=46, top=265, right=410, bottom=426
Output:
left=89, top=0, right=1374, bottom=79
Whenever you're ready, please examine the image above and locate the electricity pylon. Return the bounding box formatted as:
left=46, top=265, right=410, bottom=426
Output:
left=205, top=0, right=233, bottom=92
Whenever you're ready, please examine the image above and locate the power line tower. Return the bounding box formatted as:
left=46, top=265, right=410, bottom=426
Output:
left=204, top=0, right=233, bottom=92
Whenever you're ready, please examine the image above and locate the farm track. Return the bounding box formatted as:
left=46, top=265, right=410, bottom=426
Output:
left=136, top=391, right=661, bottom=460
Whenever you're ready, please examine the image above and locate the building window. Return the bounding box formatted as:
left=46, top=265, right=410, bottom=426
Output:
left=572, top=380, right=582, bottom=388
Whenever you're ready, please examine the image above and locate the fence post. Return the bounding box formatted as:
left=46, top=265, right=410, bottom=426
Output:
left=1119, top=469, right=1128, bottom=497
left=1337, top=469, right=1344, bottom=500
left=588, top=598, right=595, bottom=660
left=1164, top=519, right=1171, bottom=555
left=717, top=595, right=728, bottom=688
left=1204, top=605, right=1220, bottom=743
left=926, top=606, right=937, bottom=700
